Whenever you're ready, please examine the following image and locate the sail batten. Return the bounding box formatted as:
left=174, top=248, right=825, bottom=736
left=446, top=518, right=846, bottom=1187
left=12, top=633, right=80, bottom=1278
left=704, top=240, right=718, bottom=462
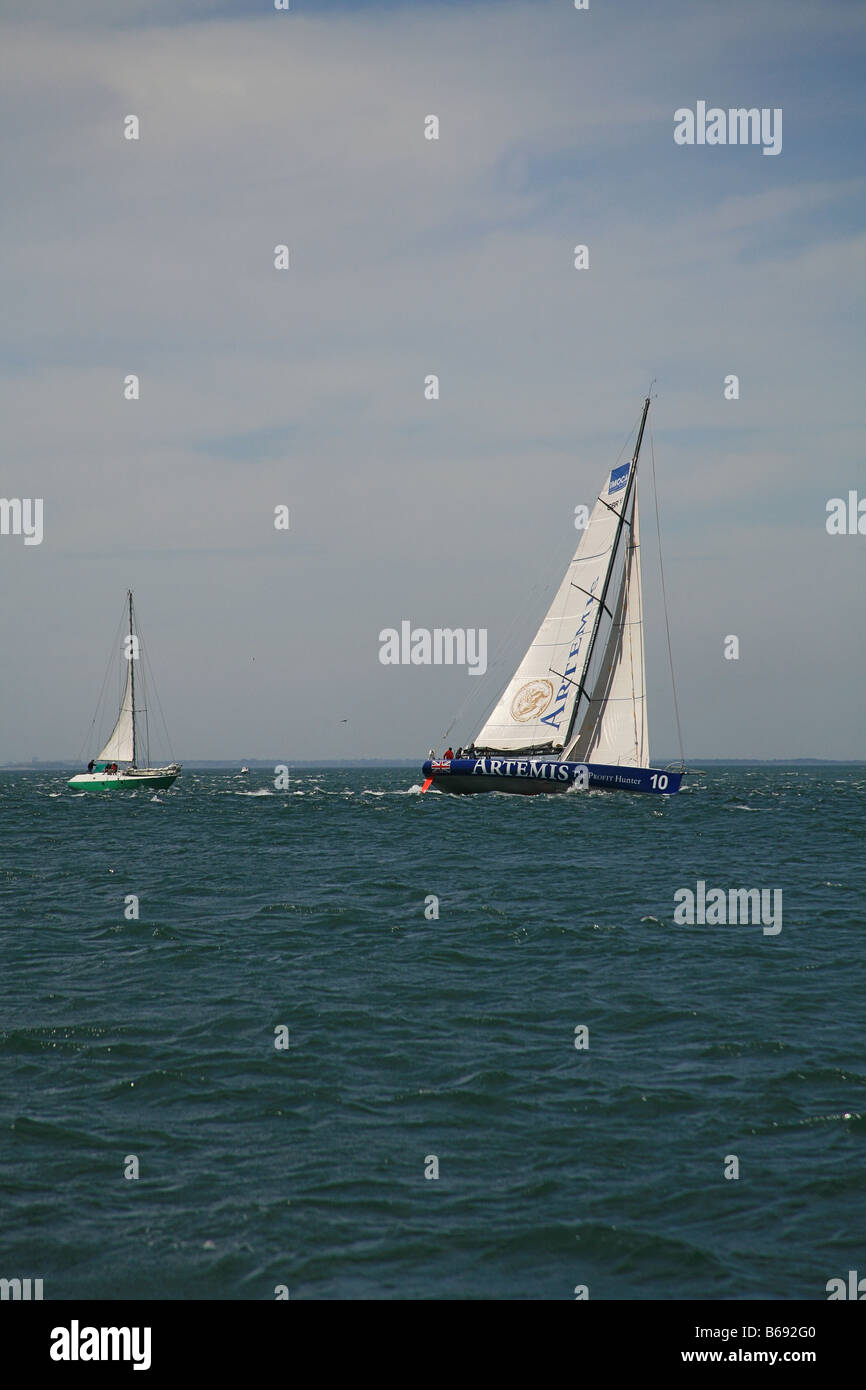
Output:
left=566, top=492, right=649, bottom=766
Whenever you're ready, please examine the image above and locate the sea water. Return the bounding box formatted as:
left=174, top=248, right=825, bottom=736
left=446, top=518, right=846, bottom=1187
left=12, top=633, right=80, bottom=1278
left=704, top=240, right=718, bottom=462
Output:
left=1, top=765, right=863, bottom=1299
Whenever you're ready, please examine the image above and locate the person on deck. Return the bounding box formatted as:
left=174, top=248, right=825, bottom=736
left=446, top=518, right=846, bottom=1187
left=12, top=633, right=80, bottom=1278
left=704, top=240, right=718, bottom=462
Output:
left=87, top=760, right=94, bottom=773
left=444, top=747, right=454, bottom=760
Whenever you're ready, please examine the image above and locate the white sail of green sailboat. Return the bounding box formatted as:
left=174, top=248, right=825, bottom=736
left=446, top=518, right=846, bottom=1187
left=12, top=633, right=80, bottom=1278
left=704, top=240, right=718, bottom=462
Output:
left=68, top=591, right=181, bottom=791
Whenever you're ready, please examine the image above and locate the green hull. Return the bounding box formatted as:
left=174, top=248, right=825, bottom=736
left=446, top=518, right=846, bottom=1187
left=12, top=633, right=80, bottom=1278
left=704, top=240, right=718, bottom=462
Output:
left=68, top=772, right=179, bottom=791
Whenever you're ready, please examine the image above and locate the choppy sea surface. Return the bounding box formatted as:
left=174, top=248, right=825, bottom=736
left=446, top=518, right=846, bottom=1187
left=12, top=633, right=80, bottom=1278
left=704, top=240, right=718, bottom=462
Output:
left=1, top=764, right=863, bottom=1301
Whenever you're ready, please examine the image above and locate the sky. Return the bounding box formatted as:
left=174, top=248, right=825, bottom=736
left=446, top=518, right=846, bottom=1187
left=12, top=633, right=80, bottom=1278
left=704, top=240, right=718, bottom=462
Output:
left=1, top=0, right=864, bottom=762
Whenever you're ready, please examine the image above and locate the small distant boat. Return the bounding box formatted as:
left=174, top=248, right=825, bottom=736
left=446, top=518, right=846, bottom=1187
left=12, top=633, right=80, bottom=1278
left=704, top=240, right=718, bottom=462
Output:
left=240, top=766, right=250, bottom=774
left=68, top=591, right=181, bottom=791
left=421, top=396, right=685, bottom=796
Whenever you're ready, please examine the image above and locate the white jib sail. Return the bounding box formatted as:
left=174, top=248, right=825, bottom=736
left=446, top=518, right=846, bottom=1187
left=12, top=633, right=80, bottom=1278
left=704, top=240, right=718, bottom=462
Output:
left=474, top=457, right=635, bottom=752
left=96, top=659, right=135, bottom=762
left=566, top=491, right=649, bottom=767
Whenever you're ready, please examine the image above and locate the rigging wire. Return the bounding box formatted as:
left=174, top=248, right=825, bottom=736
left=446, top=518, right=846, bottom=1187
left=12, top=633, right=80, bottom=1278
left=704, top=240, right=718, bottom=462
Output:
left=649, top=423, right=686, bottom=769
left=129, top=594, right=149, bottom=766
left=75, top=601, right=127, bottom=764
left=435, top=576, right=552, bottom=748
left=135, top=610, right=176, bottom=764
left=625, top=524, right=641, bottom=764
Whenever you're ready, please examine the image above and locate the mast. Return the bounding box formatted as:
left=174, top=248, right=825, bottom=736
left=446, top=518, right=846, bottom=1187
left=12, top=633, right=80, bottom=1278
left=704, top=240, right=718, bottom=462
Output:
left=561, top=395, right=651, bottom=754
left=128, top=589, right=136, bottom=767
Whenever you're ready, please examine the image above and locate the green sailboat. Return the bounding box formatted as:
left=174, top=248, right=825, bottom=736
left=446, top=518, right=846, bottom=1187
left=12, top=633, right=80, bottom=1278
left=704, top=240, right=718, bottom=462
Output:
left=68, top=591, right=181, bottom=792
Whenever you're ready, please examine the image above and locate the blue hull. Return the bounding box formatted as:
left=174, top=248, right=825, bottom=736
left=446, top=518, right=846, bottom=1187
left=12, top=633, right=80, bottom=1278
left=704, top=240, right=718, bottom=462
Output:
left=422, top=758, right=682, bottom=796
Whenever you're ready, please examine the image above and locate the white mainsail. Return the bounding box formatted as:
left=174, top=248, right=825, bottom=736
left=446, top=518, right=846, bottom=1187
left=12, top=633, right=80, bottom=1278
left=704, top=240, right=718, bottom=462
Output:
left=96, top=659, right=135, bottom=763
left=474, top=456, right=637, bottom=753
left=565, top=492, right=649, bottom=766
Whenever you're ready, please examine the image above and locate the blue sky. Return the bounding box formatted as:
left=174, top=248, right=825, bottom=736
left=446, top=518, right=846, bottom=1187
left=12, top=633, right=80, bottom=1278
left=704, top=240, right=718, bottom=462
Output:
left=1, top=0, right=864, bottom=761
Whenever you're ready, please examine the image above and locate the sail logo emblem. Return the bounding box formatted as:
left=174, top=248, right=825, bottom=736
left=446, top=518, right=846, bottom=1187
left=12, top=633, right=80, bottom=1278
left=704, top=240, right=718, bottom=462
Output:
left=510, top=679, right=554, bottom=723
left=608, top=463, right=630, bottom=495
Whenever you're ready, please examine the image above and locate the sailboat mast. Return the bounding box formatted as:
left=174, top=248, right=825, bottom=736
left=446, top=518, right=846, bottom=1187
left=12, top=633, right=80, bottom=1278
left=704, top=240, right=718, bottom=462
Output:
left=561, top=395, right=651, bottom=753
left=128, top=590, right=136, bottom=767
left=632, top=395, right=651, bottom=475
